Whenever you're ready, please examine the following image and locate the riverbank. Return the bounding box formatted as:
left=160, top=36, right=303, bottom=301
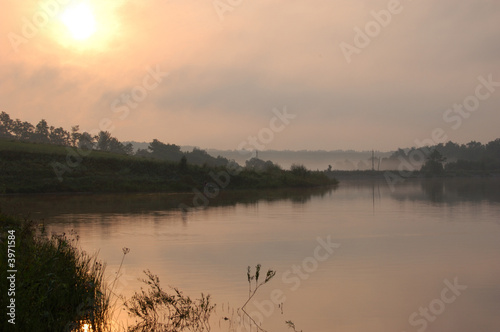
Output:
left=0, top=140, right=337, bottom=194
left=0, top=214, right=110, bottom=332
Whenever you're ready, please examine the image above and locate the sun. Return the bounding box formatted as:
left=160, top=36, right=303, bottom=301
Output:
left=61, top=3, right=97, bottom=40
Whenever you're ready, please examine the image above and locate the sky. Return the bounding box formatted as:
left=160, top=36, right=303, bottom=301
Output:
left=1, top=0, right=499, bottom=152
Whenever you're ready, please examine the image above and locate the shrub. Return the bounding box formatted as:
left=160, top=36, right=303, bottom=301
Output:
left=0, top=215, right=110, bottom=332
left=125, top=270, right=215, bottom=332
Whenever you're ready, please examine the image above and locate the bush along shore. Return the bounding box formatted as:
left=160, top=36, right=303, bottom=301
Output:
left=0, top=139, right=338, bottom=194
left=0, top=214, right=110, bottom=332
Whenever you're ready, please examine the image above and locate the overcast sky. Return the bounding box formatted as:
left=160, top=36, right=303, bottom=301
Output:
left=1, top=0, right=499, bottom=151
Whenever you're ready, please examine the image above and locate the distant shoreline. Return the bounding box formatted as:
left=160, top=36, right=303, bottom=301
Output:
left=0, top=139, right=337, bottom=194
left=328, top=170, right=500, bottom=181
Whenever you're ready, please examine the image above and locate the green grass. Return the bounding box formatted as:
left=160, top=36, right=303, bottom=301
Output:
left=0, top=139, right=145, bottom=161
left=0, top=139, right=68, bottom=155
left=0, top=214, right=111, bottom=332
left=0, top=139, right=337, bottom=194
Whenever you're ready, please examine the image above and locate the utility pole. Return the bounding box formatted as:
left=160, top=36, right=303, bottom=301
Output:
left=372, top=150, right=375, bottom=171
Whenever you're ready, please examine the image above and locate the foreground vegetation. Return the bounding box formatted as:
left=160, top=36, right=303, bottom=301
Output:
left=0, top=214, right=110, bottom=332
left=0, top=214, right=293, bottom=332
left=0, top=215, right=219, bottom=331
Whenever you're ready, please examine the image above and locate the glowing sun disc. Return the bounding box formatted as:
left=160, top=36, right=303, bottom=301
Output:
left=61, top=3, right=97, bottom=40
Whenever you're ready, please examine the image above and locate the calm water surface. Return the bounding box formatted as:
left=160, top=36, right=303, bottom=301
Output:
left=2, top=178, right=500, bottom=332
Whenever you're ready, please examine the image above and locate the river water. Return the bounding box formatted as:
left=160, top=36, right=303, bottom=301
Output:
left=2, top=178, right=499, bottom=332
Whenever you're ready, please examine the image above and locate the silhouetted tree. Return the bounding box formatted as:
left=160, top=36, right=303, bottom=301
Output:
left=96, top=131, right=112, bottom=151
left=70, top=125, right=81, bottom=147
left=184, top=148, right=229, bottom=167
left=78, top=132, right=95, bottom=150
left=389, top=148, right=408, bottom=159
left=245, top=158, right=279, bottom=172
left=421, top=150, right=447, bottom=175
left=485, top=138, right=500, bottom=159
left=122, top=143, right=134, bottom=155
left=0, top=112, right=14, bottom=138
left=49, top=126, right=70, bottom=146
left=34, top=119, right=50, bottom=143
left=148, top=139, right=183, bottom=161
left=12, top=119, right=34, bottom=141
left=94, top=131, right=132, bottom=154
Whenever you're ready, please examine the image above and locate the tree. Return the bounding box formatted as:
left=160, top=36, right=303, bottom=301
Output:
left=96, top=131, right=112, bottom=151
left=106, top=137, right=124, bottom=154
left=70, top=125, right=81, bottom=147
left=49, top=126, right=70, bottom=146
left=245, top=158, right=279, bottom=172
left=421, top=150, right=447, bottom=175
left=12, top=119, right=34, bottom=141
left=147, top=139, right=183, bottom=161
left=0, top=112, right=14, bottom=138
left=95, top=131, right=131, bottom=154
left=443, top=141, right=460, bottom=157
left=34, top=119, right=50, bottom=143
left=485, top=138, right=500, bottom=160
left=390, top=148, right=408, bottom=159
left=185, top=148, right=213, bottom=165
left=78, top=132, right=95, bottom=150
left=123, top=142, right=134, bottom=155
left=462, top=141, right=485, bottom=161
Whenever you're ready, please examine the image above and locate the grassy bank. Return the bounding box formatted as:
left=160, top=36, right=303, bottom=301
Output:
left=0, top=139, right=337, bottom=194
left=0, top=214, right=110, bottom=332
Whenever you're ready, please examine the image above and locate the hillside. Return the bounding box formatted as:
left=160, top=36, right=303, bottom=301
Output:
left=0, top=139, right=337, bottom=194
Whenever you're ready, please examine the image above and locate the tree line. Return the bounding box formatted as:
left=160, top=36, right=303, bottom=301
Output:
left=0, top=111, right=230, bottom=167
left=389, top=140, right=500, bottom=163
left=388, top=139, right=500, bottom=173
left=0, top=111, right=133, bottom=155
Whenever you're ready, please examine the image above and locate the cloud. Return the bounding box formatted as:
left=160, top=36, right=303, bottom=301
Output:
left=0, top=0, right=499, bottom=150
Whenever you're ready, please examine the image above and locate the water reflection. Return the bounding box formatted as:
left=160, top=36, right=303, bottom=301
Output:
left=4, top=178, right=497, bottom=221
left=1, top=179, right=499, bottom=332
left=0, top=186, right=337, bottom=221
left=388, top=178, right=500, bottom=204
